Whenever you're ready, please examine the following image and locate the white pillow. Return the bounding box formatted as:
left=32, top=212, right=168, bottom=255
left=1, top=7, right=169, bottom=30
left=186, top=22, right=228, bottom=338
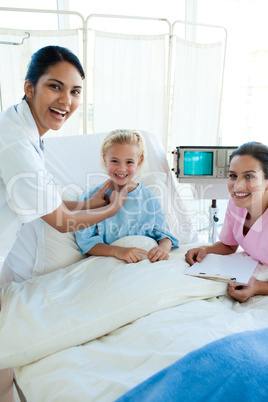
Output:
left=0, top=187, right=87, bottom=283
left=33, top=187, right=86, bottom=276
left=112, top=235, right=157, bottom=249
left=112, top=235, right=158, bottom=259
left=33, top=222, right=87, bottom=277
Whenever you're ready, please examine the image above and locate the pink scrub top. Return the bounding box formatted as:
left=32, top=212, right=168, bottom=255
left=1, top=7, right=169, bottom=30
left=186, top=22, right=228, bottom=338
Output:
left=219, top=198, right=268, bottom=265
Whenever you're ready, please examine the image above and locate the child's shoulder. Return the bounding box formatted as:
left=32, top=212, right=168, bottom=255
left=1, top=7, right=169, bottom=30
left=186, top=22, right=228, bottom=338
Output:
left=137, top=183, right=159, bottom=199
left=79, top=183, right=103, bottom=200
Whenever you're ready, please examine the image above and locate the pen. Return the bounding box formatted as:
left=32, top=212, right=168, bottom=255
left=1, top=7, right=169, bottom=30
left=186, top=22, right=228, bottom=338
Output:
left=198, top=273, right=236, bottom=281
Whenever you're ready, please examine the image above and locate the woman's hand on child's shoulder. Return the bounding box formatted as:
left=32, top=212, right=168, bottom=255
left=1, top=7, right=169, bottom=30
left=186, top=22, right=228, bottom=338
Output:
left=114, top=246, right=148, bottom=264
left=109, top=183, right=128, bottom=211
left=185, top=246, right=207, bottom=266
left=89, top=180, right=112, bottom=208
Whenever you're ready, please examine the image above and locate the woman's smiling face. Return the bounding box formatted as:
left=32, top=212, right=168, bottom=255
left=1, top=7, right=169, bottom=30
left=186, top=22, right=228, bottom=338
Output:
left=228, top=154, right=268, bottom=213
left=103, top=143, right=143, bottom=187
left=24, top=61, right=82, bottom=136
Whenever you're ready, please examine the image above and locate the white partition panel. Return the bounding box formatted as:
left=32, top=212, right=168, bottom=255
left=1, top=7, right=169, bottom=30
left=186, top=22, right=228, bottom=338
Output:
left=93, top=31, right=167, bottom=144
left=170, top=37, right=225, bottom=148
left=0, top=8, right=227, bottom=148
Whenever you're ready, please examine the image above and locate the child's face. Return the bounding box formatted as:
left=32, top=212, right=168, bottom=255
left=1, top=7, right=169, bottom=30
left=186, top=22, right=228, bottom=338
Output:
left=103, top=143, right=143, bottom=187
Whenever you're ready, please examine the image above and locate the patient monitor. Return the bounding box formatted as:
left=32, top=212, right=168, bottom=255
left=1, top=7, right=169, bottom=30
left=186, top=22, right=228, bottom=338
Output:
left=172, top=146, right=237, bottom=199
left=172, top=146, right=236, bottom=180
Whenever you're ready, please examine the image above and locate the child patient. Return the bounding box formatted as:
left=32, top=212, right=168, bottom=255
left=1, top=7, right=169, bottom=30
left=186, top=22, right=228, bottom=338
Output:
left=75, top=129, right=178, bottom=263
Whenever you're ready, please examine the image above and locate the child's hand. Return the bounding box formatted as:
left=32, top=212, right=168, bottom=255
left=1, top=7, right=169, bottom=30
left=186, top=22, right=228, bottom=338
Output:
left=148, top=246, right=169, bottom=263
left=114, top=246, right=148, bottom=263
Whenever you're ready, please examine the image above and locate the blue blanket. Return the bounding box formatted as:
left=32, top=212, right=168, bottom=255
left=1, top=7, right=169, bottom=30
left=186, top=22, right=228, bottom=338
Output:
left=116, top=328, right=268, bottom=402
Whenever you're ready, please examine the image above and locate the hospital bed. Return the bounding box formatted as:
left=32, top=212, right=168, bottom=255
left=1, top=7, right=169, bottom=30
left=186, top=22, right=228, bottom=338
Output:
left=0, top=130, right=268, bottom=401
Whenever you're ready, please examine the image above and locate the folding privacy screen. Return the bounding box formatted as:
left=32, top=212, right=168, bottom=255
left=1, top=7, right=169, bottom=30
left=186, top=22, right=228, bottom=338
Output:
left=0, top=8, right=227, bottom=150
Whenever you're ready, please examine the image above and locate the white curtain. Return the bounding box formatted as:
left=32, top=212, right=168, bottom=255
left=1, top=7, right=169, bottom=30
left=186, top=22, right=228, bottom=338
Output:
left=170, top=37, right=224, bottom=149
left=0, top=28, right=81, bottom=137
left=93, top=31, right=167, bottom=144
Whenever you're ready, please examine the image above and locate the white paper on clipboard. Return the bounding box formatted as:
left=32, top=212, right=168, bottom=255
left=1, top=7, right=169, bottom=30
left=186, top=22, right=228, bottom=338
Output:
left=184, top=252, right=261, bottom=286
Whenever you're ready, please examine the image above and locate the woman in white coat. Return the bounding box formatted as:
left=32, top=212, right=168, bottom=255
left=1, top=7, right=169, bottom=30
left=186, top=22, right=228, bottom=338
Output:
left=0, top=45, right=127, bottom=401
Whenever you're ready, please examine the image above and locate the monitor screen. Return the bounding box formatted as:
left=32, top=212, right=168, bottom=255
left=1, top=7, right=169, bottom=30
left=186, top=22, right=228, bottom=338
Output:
left=184, top=151, right=213, bottom=176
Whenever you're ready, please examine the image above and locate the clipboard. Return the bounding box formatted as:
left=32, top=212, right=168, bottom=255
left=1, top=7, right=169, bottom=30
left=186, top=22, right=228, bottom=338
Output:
left=184, top=252, right=261, bottom=286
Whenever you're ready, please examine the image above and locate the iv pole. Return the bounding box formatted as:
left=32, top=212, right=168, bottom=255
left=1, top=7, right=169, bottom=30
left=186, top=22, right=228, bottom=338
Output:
left=209, top=199, right=219, bottom=243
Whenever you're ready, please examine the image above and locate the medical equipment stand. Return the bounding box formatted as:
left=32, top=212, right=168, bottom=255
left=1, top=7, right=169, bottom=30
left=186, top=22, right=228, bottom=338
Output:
left=173, top=177, right=229, bottom=243
left=209, top=199, right=219, bottom=243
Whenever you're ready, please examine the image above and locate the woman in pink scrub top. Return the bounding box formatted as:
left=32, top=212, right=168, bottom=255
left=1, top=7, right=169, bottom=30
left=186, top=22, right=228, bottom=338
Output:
left=185, top=141, right=268, bottom=303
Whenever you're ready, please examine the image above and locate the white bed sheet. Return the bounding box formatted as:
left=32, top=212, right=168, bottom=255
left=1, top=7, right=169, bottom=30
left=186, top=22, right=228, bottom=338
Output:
left=0, top=238, right=226, bottom=369
left=15, top=295, right=268, bottom=402
left=0, top=241, right=267, bottom=401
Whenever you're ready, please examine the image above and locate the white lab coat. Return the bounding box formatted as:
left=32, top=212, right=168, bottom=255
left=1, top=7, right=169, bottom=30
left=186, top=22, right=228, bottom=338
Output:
left=0, top=100, right=62, bottom=274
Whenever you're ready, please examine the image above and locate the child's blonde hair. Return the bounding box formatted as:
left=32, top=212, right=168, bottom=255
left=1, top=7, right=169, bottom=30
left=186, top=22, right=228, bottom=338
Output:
left=101, top=129, right=146, bottom=169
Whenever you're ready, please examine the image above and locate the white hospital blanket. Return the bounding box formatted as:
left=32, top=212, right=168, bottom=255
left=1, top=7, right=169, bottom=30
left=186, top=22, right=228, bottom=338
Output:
left=0, top=239, right=267, bottom=401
